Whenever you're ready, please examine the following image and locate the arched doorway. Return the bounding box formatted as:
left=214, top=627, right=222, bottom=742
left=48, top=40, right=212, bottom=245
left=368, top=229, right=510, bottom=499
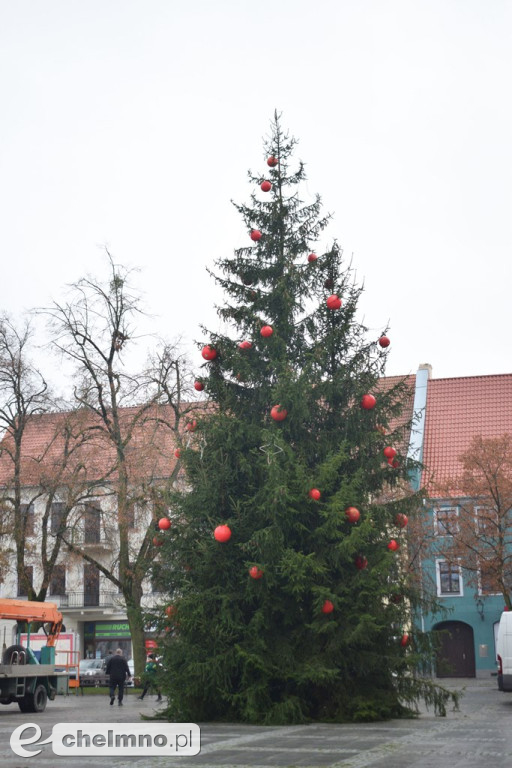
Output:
left=433, top=620, right=476, bottom=677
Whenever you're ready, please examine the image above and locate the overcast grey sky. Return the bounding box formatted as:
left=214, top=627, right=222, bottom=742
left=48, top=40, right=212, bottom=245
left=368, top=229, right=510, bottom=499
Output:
left=1, top=1, right=511, bottom=386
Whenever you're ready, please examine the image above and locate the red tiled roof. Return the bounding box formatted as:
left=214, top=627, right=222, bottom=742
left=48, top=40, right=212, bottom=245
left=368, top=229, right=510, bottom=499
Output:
left=376, top=375, right=416, bottom=454
left=0, top=404, right=204, bottom=488
left=422, top=373, right=512, bottom=495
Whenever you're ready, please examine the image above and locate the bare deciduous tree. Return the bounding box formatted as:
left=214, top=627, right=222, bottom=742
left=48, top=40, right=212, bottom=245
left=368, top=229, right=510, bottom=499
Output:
left=42, top=255, right=197, bottom=676
left=433, top=435, right=512, bottom=609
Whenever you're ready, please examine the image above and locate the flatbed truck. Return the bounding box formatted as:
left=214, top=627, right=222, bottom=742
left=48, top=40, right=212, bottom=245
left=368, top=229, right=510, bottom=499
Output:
left=0, top=598, right=69, bottom=712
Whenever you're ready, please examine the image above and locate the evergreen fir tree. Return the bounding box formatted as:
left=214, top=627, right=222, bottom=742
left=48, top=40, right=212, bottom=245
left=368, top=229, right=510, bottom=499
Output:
left=153, top=114, right=457, bottom=724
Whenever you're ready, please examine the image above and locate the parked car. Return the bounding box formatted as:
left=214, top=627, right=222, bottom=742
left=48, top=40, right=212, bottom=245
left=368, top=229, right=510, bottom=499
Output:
left=79, top=658, right=109, bottom=687
left=497, top=611, right=512, bottom=691
left=78, top=657, right=134, bottom=687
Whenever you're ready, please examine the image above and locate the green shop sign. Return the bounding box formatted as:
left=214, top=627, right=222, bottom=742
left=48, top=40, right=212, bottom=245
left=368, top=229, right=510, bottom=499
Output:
left=95, top=621, right=131, bottom=639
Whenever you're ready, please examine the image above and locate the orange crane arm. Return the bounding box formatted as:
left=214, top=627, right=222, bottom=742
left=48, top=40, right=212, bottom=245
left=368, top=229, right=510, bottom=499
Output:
left=0, top=599, right=63, bottom=647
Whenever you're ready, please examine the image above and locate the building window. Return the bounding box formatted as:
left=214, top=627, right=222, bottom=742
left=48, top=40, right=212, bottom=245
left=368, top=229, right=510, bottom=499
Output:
left=434, top=507, right=459, bottom=536
left=476, top=506, right=499, bottom=535
left=479, top=563, right=501, bottom=595
left=49, top=564, right=66, bottom=596
left=21, top=503, right=35, bottom=537
left=84, top=564, right=100, bottom=606
left=84, top=504, right=101, bottom=544
left=51, top=502, right=66, bottom=535
left=436, top=560, right=462, bottom=596
left=17, top=566, right=33, bottom=596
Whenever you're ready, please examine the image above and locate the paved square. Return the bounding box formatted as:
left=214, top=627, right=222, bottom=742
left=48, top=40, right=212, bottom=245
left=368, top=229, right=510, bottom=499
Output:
left=1, top=680, right=512, bottom=767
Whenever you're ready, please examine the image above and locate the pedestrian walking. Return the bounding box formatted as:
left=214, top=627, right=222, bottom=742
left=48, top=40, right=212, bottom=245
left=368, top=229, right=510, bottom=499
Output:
left=137, top=653, right=162, bottom=701
left=105, top=648, right=131, bottom=706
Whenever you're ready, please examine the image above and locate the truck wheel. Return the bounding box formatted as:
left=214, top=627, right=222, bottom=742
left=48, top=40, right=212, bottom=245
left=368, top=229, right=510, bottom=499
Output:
left=19, top=685, right=48, bottom=713
left=2, top=644, right=27, bottom=665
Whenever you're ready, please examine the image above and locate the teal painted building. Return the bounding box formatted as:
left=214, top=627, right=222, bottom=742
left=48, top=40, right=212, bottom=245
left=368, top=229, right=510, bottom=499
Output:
left=405, top=366, right=512, bottom=678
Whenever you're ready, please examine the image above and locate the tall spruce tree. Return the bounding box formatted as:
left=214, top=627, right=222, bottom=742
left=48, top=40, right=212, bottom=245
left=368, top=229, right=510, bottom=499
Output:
left=154, top=114, right=456, bottom=723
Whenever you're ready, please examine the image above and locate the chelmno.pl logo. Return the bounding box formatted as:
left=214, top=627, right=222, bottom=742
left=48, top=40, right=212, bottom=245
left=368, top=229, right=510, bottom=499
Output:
left=11, top=722, right=201, bottom=757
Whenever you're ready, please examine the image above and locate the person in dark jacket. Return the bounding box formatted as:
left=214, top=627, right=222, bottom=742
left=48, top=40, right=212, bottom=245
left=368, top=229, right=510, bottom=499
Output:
left=105, top=648, right=131, bottom=706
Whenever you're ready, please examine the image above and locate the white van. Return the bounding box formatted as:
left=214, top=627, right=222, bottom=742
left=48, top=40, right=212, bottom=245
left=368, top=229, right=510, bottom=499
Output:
left=496, top=611, right=512, bottom=691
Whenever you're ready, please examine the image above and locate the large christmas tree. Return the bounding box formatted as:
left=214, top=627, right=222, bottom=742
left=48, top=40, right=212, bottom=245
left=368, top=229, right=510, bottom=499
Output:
left=154, top=114, right=455, bottom=724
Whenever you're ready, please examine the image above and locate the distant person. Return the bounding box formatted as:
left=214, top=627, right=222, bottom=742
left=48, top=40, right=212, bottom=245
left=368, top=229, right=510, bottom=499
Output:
left=137, top=654, right=162, bottom=701
left=105, top=648, right=131, bottom=706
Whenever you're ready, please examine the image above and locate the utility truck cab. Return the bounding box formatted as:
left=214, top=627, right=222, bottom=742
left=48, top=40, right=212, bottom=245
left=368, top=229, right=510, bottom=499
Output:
left=496, top=610, right=512, bottom=691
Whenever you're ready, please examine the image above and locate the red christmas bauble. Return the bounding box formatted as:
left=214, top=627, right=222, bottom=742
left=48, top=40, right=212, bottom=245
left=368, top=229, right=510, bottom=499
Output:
left=361, top=394, right=376, bottom=410
left=158, top=517, right=171, bottom=531
left=239, top=340, right=252, bottom=350
left=214, top=524, right=232, bottom=542
left=174, top=448, right=181, bottom=458
left=308, top=253, right=318, bottom=263
left=379, top=335, right=390, bottom=348
left=165, top=605, right=176, bottom=618
left=194, top=381, right=204, bottom=391
left=388, top=458, right=400, bottom=468
left=267, top=156, right=278, bottom=167
left=250, top=229, right=262, bottom=241
left=321, top=600, right=334, bottom=614
left=355, top=555, right=368, bottom=570
left=326, top=294, right=342, bottom=310
left=249, top=566, right=264, bottom=580
left=395, top=513, right=408, bottom=528
left=309, top=488, right=321, bottom=501
left=260, top=325, right=274, bottom=338
left=388, top=539, right=400, bottom=551
left=201, top=345, right=217, bottom=361
left=261, top=180, right=272, bottom=192
left=186, top=420, right=197, bottom=432
left=345, top=506, right=360, bottom=523
left=400, top=633, right=410, bottom=647
left=153, top=536, right=163, bottom=547
left=383, top=446, right=396, bottom=459
left=270, top=405, right=287, bottom=422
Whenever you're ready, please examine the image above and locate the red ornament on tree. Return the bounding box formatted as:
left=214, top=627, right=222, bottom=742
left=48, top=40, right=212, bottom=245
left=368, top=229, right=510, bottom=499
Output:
left=249, top=566, right=264, bottom=580
left=387, top=539, right=400, bottom=552
left=165, top=605, right=177, bottom=618
left=388, top=458, right=400, bottom=468
left=158, top=518, right=171, bottom=531
left=355, top=555, right=368, bottom=570
left=309, top=488, right=321, bottom=501
left=194, top=381, right=204, bottom=391
left=400, top=633, right=410, bottom=647
left=383, top=446, right=396, bottom=459
left=250, top=229, right=262, bottom=241
left=345, top=506, right=360, bottom=523
left=186, top=420, right=198, bottom=432
left=308, top=253, right=318, bottom=263
left=201, top=345, right=217, bottom=361
left=153, top=536, right=163, bottom=547
left=270, top=405, right=287, bottom=422
left=267, top=156, right=278, bottom=167
left=260, top=325, right=274, bottom=337
left=326, top=294, right=342, bottom=310
left=321, top=600, right=334, bottom=614
left=214, top=524, right=232, bottom=542
left=395, top=513, right=408, bottom=528
left=379, top=335, right=390, bottom=348
left=239, top=340, right=252, bottom=350
left=361, top=394, right=376, bottom=410
left=174, top=448, right=181, bottom=458
left=261, top=180, right=272, bottom=192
